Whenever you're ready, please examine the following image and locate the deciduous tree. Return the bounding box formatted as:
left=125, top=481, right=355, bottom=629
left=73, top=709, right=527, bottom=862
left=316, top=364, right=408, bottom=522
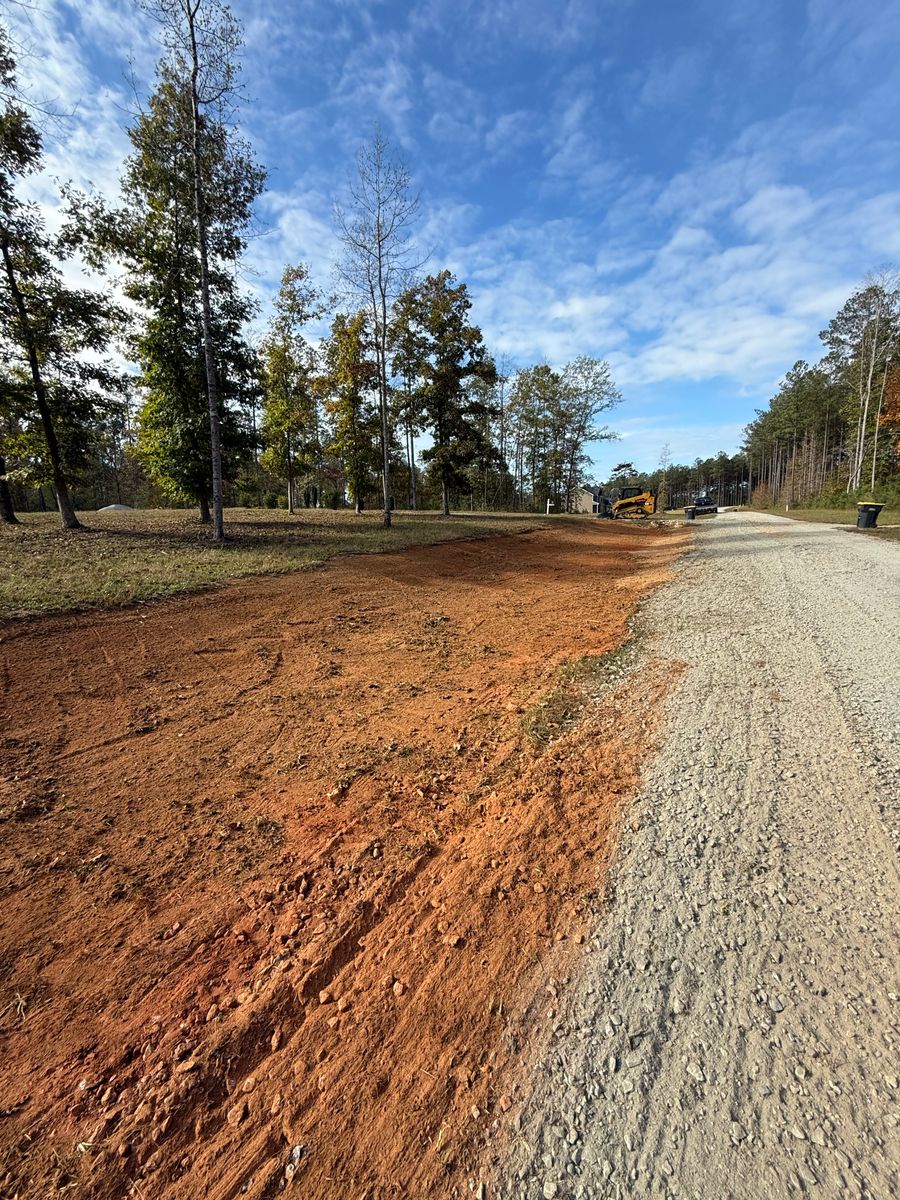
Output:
left=336, top=131, right=419, bottom=528
left=0, top=27, right=127, bottom=529
left=321, top=310, right=382, bottom=512
left=391, top=270, right=496, bottom=516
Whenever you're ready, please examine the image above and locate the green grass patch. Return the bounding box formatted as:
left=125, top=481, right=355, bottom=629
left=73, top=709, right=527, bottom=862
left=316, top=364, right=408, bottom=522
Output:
left=522, top=640, right=637, bottom=746
left=0, top=507, right=549, bottom=620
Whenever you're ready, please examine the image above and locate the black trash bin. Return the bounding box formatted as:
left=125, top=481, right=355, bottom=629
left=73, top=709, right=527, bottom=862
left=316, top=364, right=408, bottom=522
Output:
left=857, top=503, right=884, bottom=529
left=684, top=506, right=697, bottom=521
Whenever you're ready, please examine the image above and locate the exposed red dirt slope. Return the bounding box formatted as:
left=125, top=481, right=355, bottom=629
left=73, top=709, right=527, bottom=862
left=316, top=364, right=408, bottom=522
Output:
left=0, top=520, right=687, bottom=1199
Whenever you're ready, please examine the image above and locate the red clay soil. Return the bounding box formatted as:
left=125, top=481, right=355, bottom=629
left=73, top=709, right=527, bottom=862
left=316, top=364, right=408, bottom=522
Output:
left=0, top=520, right=687, bottom=1200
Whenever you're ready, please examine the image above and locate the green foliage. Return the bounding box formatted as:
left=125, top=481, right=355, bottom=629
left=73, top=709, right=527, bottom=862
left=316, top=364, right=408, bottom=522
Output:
left=322, top=310, right=383, bottom=508
left=390, top=270, right=497, bottom=514
left=745, top=278, right=900, bottom=505
left=0, top=26, right=128, bottom=526
left=507, top=357, right=620, bottom=511
left=259, top=264, right=326, bottom=507
left=82, top=62, right=266, bottom=513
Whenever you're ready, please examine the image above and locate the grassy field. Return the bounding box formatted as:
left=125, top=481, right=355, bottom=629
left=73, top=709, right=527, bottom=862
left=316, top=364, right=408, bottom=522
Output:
left=0, top=507, right=551, bottom=619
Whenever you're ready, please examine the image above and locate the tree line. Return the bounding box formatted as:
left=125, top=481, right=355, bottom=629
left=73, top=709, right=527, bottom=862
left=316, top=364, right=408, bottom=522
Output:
left=743, top=274, right=900, bottom=507
left=602, top=450, right=750, bottom=510
left=606, top=274, right=900, bottom=513
left=0, top=3, right=620, bottom=536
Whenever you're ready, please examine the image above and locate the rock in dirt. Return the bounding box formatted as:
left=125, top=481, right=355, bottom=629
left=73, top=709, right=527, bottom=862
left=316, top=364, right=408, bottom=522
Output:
left=226, top=1100, right=248, bottom=1128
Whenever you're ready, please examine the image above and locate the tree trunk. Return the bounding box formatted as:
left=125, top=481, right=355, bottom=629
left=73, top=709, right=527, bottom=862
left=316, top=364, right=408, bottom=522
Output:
left=870, top=359, right=889, bottom=493
left=441, top=471, right=450, bottom=517
left=286, top=430, right=294, bottom=514
left=0, top=455, right=18, bottom=523
left=187, top=7, right=226, bottom=543
left=1, top=239, right=80, bottom=530
left=199, top=494, right=211, bottom=523
left=410, top=431, right=417, bottom=511
left=378, top=322, right=392, bottom=529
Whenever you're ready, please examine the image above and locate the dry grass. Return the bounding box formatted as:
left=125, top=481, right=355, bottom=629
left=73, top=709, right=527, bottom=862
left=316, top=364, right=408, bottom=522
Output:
left=0, top=507, right=549, bottom=619
left=760, top=506, right=900, bottom=527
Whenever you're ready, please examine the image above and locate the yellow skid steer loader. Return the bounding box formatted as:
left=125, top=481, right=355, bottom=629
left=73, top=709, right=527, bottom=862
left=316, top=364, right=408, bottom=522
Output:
left=608, top=485, right=658, bottom=519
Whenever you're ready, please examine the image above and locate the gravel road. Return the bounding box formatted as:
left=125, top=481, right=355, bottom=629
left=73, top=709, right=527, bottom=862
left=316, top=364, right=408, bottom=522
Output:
left=492, top=512, right=900, bottom=1200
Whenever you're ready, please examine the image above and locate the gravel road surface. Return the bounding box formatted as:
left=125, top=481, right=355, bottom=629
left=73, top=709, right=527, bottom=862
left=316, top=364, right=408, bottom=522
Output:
left=494, top=512, right=900, bottom=1200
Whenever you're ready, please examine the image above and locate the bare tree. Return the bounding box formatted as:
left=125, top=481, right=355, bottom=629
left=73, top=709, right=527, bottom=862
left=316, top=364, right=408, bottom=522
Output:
left=143, top=0, right=243, bottom=542
left=335, top=131, right=419, bottom=528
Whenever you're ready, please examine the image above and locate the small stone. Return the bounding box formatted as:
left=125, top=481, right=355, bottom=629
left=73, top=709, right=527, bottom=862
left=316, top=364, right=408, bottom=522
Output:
left=770, top=997, right=785, bottom=1013
left=205, top=1004, right=218, bottom=1023
left=686, top=1062, right=705, bottom=1083
left=542, top=1183, right=558, bottom=1199
left=788, top=1124, right=806, bottom=1140
left=337, top=996, right=351, bottom=1012
left=393, top=981, right=406, bottom=997
left=498, top=1094, right=512, bottom=1112
left=811, top=1126, right=826, bottom=1146
left=318, top=989, right=334, bottom=1005
left=227, top=1100, right=248, bottom=1127
left=730, top=1121, right=747, bottom=1142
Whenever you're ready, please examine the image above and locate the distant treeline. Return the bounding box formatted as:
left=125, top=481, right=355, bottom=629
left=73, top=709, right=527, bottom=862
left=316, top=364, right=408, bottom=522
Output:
left=743, top=275, right=900, bottom=508
left=600, top=453, right=749, bottom=510
left=610, top=275, right=900, bottom=513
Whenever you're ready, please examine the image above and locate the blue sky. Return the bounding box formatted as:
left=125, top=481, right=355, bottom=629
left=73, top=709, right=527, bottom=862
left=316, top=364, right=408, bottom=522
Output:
left=8, top=0, right=900, bottom=474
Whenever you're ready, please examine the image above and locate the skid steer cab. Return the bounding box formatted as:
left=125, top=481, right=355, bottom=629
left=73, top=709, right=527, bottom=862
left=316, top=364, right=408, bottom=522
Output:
left=602, top=485, right=658, bottom=519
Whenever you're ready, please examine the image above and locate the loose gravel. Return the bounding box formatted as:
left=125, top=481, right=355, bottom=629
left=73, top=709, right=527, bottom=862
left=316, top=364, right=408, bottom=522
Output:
left=491, top=511, right=900, bottom=1200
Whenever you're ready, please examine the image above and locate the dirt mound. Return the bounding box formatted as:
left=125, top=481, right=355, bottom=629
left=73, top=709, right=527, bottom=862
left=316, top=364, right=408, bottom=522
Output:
left=0, top=521, right=686, bottom=1199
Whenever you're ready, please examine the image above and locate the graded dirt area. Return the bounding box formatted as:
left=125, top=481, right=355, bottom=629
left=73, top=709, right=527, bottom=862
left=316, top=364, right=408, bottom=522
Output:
left=0, top=519, right=686, bottom=1200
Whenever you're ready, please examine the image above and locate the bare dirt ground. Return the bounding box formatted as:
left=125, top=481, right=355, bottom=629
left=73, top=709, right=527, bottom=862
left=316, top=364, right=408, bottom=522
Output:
left=0, top=520, right=686, bottom=1200
left=493, top=512, right=900, bottom=1200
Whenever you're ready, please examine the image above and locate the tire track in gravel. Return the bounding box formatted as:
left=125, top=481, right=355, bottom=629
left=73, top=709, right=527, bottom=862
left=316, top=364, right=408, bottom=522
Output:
left=490, top=511, right=900, bottom=1200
